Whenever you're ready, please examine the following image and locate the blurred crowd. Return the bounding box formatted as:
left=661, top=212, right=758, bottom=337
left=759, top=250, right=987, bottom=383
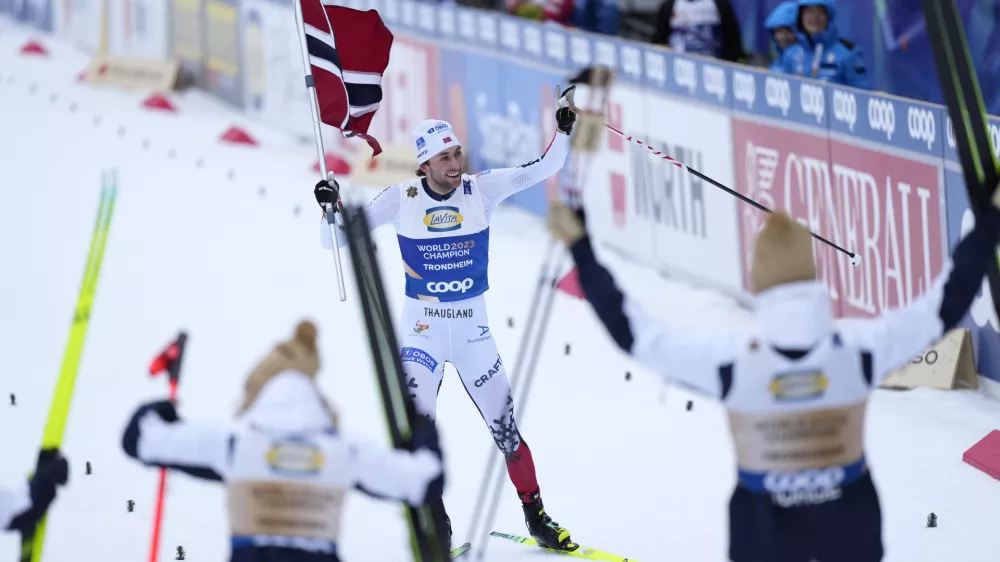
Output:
left=446, top=0, right=870, bottom=90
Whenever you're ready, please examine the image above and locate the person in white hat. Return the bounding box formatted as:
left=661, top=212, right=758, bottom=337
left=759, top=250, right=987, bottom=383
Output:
left=121, top=321, right=444, bottom=562
left=315, top=86, right=578, bottom=551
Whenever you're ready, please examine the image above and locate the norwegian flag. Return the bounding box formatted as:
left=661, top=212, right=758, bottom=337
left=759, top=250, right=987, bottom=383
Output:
left=300, top=0, right=393, bottom=155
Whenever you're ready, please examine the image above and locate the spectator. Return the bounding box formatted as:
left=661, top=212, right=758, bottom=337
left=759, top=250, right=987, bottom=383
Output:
left=764, top=1, right=798, bottom=71
left=571, top=0, right=619, bottom=35
left=651, top=0, right=745, bottom=63
left=777, top=0, right=869, bottom=89
left=507, top=0, right=574, bottom=26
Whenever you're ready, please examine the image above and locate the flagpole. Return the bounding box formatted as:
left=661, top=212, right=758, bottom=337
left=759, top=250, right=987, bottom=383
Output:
left=293, top=0, right=348, bottom=302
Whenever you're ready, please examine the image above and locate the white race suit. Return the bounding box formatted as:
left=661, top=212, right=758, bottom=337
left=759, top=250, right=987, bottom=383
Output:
left=321, top=131, right=570, bottom=502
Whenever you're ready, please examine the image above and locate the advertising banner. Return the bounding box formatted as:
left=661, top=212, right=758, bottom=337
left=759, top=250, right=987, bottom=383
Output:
left=51, top=0, right=103, bottom=53
left=107, top=0, right=171, bottom=59
left=203, top=0, right=242, bottom=106
left=171, top=0, right=205, bottom=83
left=240, top=0, right=314, bottom=140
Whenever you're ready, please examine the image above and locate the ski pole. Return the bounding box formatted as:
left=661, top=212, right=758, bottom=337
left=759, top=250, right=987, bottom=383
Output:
left=147, top=333, right=188, bottom=562
left=601, top=122, right=858, bottom=262
left=292, top=0, right=348, bottom=302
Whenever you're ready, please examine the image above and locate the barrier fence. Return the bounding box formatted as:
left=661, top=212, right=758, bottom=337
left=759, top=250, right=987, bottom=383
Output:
left=9, top=0, right=1000, bottom=382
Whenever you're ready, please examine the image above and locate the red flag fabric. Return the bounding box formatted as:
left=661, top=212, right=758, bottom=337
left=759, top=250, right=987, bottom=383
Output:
left=300, top=0, right=393, bottom=155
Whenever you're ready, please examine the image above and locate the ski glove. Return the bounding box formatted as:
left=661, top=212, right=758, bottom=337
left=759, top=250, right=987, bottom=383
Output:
left=556, top=85, right=577, bottom=135
left=314, top=179, right=341, bottom=211
left=7, top=449, right=68, bottom=533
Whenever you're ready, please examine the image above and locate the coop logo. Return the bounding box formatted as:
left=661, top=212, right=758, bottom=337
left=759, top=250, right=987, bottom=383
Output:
left=545, top=30, right=567, bottom=62
left=733, top=71, right=756, bottom=109
left=906, top=107, right=936, bottom=150
left=500, top=19, right=519, bottom=51
left=620, top=45, right=641, bottom=79
left=401, top=0, right=415, bottom=27
left=673, top=57, right=697, bottom=95
left=570, top=35, right=592, bottom=66
left=594, top=41, right=616, bottom=69
left=423, top=206, right=463, bottom=232
left=764, top=76, right=791, bottom=115
left=417, top=4, right=434, bottom=31
left=523, top=25, right=542, bottom=56
left=457, top=11, right=475, bottom=40
left=427, top=278, right=474, bottom=294
left=702, top=64, right=726, bottom=103
left=437, top=8, right=455, bottom=36
left=800, top=84, right=825, bottom=123
left=764, top=466, right=845, bottom=494
left=644, top=51, right=666, bottom=85
left=867, top=98, right=896, bottom=140
left=832, top=90, right=857, bottom=131
left=478, top=14, right=497, bottom=45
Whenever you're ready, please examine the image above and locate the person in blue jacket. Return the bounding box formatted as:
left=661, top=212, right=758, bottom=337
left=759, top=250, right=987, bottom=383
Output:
left=765, top=2, right=799, bottom=71
left=778, top=0, right=869, bottom=89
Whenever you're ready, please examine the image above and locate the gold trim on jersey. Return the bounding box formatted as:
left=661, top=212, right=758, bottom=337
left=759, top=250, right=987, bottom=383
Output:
left=228, top=480, right=346, bottom=542
left=728, top=400, right=867, bottom=473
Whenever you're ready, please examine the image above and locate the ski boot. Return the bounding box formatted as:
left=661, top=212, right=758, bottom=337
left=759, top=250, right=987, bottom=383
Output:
left=522, top=496, right=574, bottom=550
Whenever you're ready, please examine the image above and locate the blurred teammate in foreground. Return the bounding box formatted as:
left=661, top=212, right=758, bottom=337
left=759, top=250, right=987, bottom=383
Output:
left=548, top=197, right=1000, bottom=562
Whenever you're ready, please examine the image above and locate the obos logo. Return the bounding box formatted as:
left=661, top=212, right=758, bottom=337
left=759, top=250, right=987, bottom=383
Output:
left=266, top=440, right=325, bottom=474
left=416, top=136, right=426, bottom=150
left=427, top=278, right=474, bottom=294
left=867, top=98, right=896, bottom=140
left=832, top=90, right=856, bottom=131
left=733, top=71, right=755, bottom=109
left=702, top=64, right=726, bottom=103
left=764, top=76, right=791, bottom=115
left=424, top=206, right=463, bottom=232
left=799, top=84, right=825, bottom=123
left=906, top=107, right=936, bottom=150
left=674, top=57, right=697, bottom=95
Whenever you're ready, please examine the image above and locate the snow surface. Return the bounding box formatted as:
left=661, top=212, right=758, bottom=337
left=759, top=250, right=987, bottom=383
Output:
left=1, top=19, right=999, bottom=562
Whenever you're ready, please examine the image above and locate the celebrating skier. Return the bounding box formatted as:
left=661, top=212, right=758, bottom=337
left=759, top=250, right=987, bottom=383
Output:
left=548, top=196, right=1000, bottom=562
left=121, top=321, right=445, bottom=562
left=316, top=87, right=577, bottom=550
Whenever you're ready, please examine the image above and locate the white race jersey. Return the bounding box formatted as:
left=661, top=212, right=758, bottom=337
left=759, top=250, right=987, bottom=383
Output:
left=323, top=132, right=570, bottom=302
left=128, top=372, right=442, bottom=552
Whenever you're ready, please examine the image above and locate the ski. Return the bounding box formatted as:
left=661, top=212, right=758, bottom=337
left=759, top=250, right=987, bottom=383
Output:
left=21, top=170, right=118, bottom=562
left=342, top=204, right=450, bottom=561
left=450, top=542, right=472, bottom=558
left=489, top=532, right=637, bottom=561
